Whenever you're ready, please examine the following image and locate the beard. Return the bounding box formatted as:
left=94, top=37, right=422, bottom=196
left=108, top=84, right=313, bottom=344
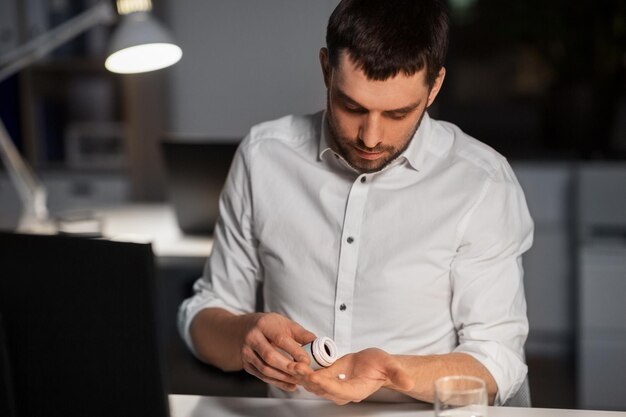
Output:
left=325, top=95, right=425, bottom=174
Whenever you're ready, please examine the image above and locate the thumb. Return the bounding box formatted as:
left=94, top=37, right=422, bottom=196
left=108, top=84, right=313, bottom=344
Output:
left=291, top=323, right=317, bottom=345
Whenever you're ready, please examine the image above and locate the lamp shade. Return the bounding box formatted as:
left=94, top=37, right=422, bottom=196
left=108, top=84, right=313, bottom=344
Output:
left=104, top=11, right=182, bottom=74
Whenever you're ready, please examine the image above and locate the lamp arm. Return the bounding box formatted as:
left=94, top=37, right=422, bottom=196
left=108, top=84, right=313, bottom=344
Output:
left=0, top=118, right=47, bottom=221
left=0, top=0, right=116, bottom=83
left=0, top=1, right=117, bottom=229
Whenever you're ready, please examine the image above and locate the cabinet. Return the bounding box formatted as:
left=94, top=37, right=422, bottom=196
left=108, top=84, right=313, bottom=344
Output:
left=576, top=164, right=626, bottom=410
left=18, top=61, right=168, bottom=200
left=512, top=163, right=575, bottom=357
left=19, top=60, right=125, bottom=170
left=578, top=245, right=626, bottom=410
left=17, top=62, right=168, bottom=200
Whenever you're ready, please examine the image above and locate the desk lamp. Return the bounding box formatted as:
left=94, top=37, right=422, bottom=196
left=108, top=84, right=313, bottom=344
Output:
left=0, top=0, right=182, bottom=233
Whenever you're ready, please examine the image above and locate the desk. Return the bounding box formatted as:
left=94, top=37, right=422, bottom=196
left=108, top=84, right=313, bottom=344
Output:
left=94, top=204, right=213, bottom=260
left=17, top=203, right=213, bottom=261
left=168, top=395, right=626, bottom=417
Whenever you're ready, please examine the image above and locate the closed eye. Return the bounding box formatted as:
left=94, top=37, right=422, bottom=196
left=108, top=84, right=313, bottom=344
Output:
left=344, top=104, right=368, bottom=114
left=333, top=87, right=421, bottom=119
left=385, top=111, right=410, bottom=120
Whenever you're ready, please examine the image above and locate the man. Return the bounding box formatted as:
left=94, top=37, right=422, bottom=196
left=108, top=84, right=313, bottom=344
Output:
left=178, top=0, right=533, bottom=406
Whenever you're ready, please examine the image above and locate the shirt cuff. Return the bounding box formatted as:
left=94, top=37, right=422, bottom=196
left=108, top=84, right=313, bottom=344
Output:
left=454, top=341, right=527, bottom=405
left=177, top=292, right=248, bottom=361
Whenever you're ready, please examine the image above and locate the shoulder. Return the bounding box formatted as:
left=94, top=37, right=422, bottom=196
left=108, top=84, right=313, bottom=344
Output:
left=430, top=118, right=515, bottom=183
left=239, top=112, right=322, bottom=154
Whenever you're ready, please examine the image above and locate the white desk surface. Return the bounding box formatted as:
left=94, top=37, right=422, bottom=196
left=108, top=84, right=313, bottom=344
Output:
left=168, top=395, right=626, bottom=417
left=18, top=203, right=213, bottom=259
left=94, top=203, right=213, bottom=258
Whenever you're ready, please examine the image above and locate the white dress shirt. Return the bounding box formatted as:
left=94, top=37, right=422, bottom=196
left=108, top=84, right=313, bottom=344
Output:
left=178, top=111, right=534, bottom=405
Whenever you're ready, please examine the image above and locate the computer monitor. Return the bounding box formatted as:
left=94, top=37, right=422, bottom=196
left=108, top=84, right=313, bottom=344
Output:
left=0, top=314, right=16, bottom=417
left=0, top=232, right=169, bottom=417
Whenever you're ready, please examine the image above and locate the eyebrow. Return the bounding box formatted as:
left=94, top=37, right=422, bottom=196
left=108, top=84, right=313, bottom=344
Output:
left=335, top=87, right=422, bottom=114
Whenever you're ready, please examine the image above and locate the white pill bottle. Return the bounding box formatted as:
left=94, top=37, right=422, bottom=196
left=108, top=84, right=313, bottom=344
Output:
left=301, top=336, right=338, bottom=370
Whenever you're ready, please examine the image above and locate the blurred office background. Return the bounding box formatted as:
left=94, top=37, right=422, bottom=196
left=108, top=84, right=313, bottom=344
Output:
left=1, top=0, right=625, bottom=410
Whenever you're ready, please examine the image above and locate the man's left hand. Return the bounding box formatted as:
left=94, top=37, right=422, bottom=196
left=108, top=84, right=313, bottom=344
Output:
left=294, top=348, right=414, bottom=405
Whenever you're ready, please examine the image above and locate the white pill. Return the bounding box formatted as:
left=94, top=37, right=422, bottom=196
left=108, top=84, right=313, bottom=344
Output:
left=338, top=373, right=346, bottom=380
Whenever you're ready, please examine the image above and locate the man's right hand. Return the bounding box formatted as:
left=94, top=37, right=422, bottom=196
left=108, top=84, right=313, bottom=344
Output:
left=239, top=312, right=317, bottom=391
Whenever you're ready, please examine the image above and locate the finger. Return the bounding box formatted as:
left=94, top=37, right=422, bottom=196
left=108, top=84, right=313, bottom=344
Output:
left=256, top=342, right=300, bottom=375
left=291, top=324, right=317, bottom=346
left=244, top=347, right=299, bottom=384
left=293, top=368, right=314, bottom=388
left=250, top=333, right=300, bottom=375
left=331, top=398, right=351, bottom=406
left=298, top=373, right=328, bottom=397
left=273, top=335, right=311, bottom=365
left=311, top=384, right=351, bottom=405
left=302, top=383, right=342, bottom=405
left=329, top=395, right=352, bottom=405
left=243, top=362, right=297, bottom=392
left=308, top=372, right=345, bottom=394
left=293, top=362, right=314, bottom=377
left=314, top=389, right=350, bottom=405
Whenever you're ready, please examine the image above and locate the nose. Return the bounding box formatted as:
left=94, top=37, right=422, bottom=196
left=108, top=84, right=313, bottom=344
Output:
left=359, top=114, right=383, bottom=149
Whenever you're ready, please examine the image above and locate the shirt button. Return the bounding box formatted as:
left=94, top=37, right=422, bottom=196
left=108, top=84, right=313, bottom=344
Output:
left=360, top=176, right=366, bottom=183
left=346, top=236, right=354, bottom=244
left=339, top=303, right=347, bottom=311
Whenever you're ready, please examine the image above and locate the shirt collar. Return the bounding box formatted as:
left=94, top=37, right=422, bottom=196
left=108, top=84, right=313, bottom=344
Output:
left=318, top=111, right=334, bottom=161
left=399, top=111, right=433, bottom=172
left=317, top=110, right=433, bottom=172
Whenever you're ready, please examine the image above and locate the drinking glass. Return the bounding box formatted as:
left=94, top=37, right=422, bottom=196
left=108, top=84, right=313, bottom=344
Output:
left=434, top=376, right=488, bottom=417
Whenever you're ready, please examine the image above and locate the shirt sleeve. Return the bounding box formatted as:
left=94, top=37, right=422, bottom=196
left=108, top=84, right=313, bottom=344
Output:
left=450, top=162, right=534, bottom=405
left=177, top=137, right=262, bottom=357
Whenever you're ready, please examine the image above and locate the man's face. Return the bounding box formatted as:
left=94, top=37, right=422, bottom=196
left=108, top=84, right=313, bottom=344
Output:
left=320, top=49, right=445, bottom=173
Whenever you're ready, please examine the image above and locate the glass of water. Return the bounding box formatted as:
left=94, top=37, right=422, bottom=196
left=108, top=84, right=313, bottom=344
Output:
left=434, top=376, right=488, bottom=417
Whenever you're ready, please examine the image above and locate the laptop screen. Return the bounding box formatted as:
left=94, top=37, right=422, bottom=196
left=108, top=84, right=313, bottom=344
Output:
left=161, top=139, right=239, bottom=236
left=0, top=233, right=169, bottom=417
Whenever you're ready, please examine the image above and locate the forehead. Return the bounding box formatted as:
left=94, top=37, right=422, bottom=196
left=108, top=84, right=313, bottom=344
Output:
left=332, top=52, right=429, bottom=110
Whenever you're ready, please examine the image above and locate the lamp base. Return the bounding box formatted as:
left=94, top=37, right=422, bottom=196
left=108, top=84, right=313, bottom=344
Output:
left=16, top=210, right=103, bottom=238
left=16, top=212, right=57, bottom=235
left=55, top=210, right=103, bottom=238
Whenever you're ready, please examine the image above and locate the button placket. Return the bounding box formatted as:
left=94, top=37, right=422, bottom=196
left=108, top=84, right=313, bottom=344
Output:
left=333, top=175, right=370, bottom=355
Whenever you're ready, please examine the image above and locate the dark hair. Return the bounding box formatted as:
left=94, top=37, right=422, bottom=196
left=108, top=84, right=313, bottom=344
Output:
left=326, top=0, right=449, bottom=87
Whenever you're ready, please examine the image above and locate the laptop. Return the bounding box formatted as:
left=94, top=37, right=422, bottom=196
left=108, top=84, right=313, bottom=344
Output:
left=0, top=233, right=169, bottom=417
left=161, top=139, right=239, bottom=235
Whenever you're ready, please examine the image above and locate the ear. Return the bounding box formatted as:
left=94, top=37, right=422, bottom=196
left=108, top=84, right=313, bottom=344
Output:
left=319, top=47, right=332, bottom=88
left=426, top=67, right=446, bottom=108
